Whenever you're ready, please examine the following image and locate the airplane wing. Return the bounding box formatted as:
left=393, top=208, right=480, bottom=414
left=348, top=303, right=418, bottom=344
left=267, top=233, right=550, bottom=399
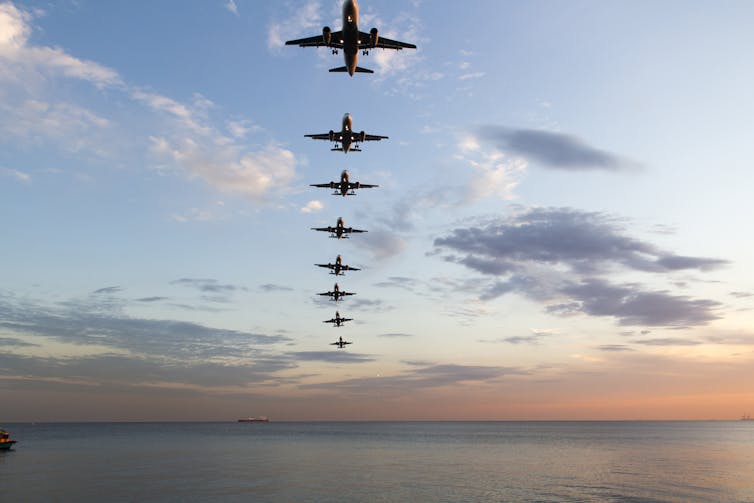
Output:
left=358, top=31, right=416, bottom=50
left=286, top=31, right=344, bottom=49
left=311, top=182, right=336, bottom=189
left=318, top=292, right=333, bottom=296
left=350, top=132, right=388, bottom=142
left=345, top=228, right=367, bottom=234
left=323, top=318, right=336, bottom=324
left=341, top=292, right=355, bottom=296
left=305, top=133, right=334, bottom=141
left=342, top=265, right=361, bottom=272
left=311, top=226, right=334, bottom=233
left=315, top=263, right=334, bottom=269
left=342, top=318, right=353, bottom=323
left=349, top=183, right=377, bottom=189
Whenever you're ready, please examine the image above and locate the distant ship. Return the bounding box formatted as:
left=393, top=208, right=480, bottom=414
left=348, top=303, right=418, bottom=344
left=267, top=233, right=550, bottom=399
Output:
left=742, top=414, right=753, bottom=421
left=237, top=416, right=269, bottom=423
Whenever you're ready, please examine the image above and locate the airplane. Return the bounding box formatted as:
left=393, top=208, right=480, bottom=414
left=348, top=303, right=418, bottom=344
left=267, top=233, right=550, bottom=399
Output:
left=311, top=217, right=367, bottom=239
left=311, top=170, right=378, bottom=197
left=331, top=336, right=353, bottom=349
left=318, top=283, right=355, bottom=301
left=305, top=113, right=387, bottom=153
left=285, top=0, right=417, bottom=76
left=324, top=311, right=353, bottom=327
left=315, top=255, right=360, bottom=276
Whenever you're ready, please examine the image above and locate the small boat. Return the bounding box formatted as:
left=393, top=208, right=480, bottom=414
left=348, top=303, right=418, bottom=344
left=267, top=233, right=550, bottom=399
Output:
left=237, top=416, right=269, bottom=423
left=0, top=429, right=17, bottom=450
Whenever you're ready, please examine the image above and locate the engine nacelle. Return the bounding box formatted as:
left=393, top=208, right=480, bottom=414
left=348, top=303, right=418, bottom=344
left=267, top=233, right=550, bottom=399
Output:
left=329, top=130, right=335, bottom=142
left=354, top=182, right=361, bottom=189
left=359, top=131, right=366, bottom=143
left=322, top=26, right=332, bottom=45
left=369, top=27, right=379, bottom=48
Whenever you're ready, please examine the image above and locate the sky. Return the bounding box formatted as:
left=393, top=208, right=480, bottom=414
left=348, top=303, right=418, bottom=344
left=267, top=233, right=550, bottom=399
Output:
left=1, top=0, right=754, bottom=421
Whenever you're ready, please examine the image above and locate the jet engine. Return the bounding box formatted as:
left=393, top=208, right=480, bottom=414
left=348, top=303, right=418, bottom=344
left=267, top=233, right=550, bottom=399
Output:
left=359, top=131, right=366, bottom=142
left=354, top=182, right=361, bottom=189
left=329, top=130, right=335, bottom=142
left=322, top=26, right=332, bottom=45
left=369, top=28, right=379, bottom=48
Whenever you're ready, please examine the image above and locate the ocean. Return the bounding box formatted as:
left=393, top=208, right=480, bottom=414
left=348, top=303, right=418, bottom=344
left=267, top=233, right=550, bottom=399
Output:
left=1, top=421, right=753, bottom=502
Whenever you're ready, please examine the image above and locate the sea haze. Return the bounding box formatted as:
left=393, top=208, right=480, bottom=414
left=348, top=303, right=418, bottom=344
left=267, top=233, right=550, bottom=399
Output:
left=2, top=421, right=753, bottom=502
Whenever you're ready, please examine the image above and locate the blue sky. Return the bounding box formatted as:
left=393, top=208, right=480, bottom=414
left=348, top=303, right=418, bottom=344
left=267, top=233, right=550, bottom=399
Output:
left=2, top=0, right=754, bottom=420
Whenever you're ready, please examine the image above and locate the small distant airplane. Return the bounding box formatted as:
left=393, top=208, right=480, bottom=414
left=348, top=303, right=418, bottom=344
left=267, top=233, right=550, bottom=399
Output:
left=305, top=113, right=387, bottom=153
left=331, top=336, right=353, bottom=349
left=315, top=255, right=360, bottom=276
left=311, top=170, right=378, bottom=197
left=311, top=217, right=367, bottom=239
left=285, top=0, right=417, bottom=76
left=324, top=311, right=353, bottom=327
left=318, top=283, right=355, bottom=301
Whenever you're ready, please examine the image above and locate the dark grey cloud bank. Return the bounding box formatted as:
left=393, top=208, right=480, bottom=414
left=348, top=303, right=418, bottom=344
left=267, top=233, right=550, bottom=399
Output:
left=434, top=208, right=726, bottom=327
left=478, top=126, right=638, bottom=171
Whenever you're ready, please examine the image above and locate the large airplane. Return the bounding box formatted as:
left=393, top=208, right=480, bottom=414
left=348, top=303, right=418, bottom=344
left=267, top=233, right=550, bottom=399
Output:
left=311, top=170, right=378, bottom=197
left=315, top=255, right=360, bottom=276
left=311, top=217, right=367, bottom=239
left=285, top=0, right=417, bottom=76
left=324, top=311, right=353, bottom=327
left=331, top=336, right=353, bottom=349
left=305, top=113, right=387, bottom=154
left=318, top=283, right=355, bottom=301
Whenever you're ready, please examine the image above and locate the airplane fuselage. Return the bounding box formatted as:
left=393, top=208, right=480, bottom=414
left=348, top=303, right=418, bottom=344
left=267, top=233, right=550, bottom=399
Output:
left=342, top=0, right=360, bottom=76
left=340, top=114, right=353, bottom=153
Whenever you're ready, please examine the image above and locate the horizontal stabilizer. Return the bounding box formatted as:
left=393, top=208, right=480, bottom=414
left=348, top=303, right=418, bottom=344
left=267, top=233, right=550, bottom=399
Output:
left=328, top=66, right=374, bottom=74
left=329, top=66, right=348, bottom=73
left=354, top=66, right=374, bottom=74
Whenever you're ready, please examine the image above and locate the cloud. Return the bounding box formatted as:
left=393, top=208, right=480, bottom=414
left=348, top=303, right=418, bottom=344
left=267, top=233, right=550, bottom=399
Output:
left=301, top=363, right=524, bottom=392
left=458, top=72, right=485, bottom=80
left=633, top=338, right=703, bottom=346
left=0, top=4, right=121, bottom=88
left=259, top=284, right=294, bottom=293
left=0, top=337, right=39, bottom=347
left=135, top=296, right=168, bottom=303
left=352, top=228, right=407, bottom=260
left=171, top=278, right=244, bottom=294
left=92, top=286, right=122, bottom=295
left=225, top=0, right=239, bottom=16
left=0, top=293, right=290, bottom=363
left=434, top=208, right=726, bottom=327
left=558, top=279, right=721, bottom=327
left=489, top=329, right=555, bottom=345
left=435, top=208, right=727, bottom=276
left=476, top=126, right=638, bottom=171
left=0, top=167, right=30, bottom=182
left=378, top=333, right=413, bottom=338
left=267, top=1, right=321, bottom=50
left=596, top=344, right=634, bottom=352
left=0, top=4, right=297, bottom=202
left=150, top=137, right=297, bottom=202
left=288, top=351, right=374, bottom=364
left=300, top=200, right=323, bottom=213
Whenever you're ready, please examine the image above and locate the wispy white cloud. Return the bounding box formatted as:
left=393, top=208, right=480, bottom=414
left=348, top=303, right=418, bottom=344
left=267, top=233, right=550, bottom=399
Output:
left=300, top=200, right=323, bottom=213
left=267, top=1, right=322, bottom=50
left=225, top=0, right=239, bottom=17
left=0, top=2, right=300, bottom=203
left=0, top=166, right=30, bottom=182
left=0, top=3, right=121, bottom=88
left=459, top=71, right=485, bottom=81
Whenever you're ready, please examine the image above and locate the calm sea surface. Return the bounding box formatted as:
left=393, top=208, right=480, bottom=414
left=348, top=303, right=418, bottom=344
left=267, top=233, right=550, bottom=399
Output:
left=1, top=421, right=753, bottom=502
